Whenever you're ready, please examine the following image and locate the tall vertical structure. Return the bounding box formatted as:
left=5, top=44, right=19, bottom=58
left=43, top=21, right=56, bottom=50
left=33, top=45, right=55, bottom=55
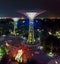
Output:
left=18, top=10, right=46, bottom=44
left=12, top=18, right=19, bottom=36
left=26, top=12, right=39, bottom=44
left=28, top=20, right=35, bottom=43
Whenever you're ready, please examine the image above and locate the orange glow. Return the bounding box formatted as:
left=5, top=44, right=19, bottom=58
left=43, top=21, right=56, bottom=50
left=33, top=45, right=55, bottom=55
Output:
left=5, top=42, right=10, bottom=47
left=20, top=17, right=25, bottom=19
left=15, top=49, right=23, bottom=62
left=8, top=45, right=33, bottom=63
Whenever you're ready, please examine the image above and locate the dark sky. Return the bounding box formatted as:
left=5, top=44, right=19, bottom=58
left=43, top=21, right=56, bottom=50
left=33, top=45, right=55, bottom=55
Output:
left=0, top=0, right=60, bottom=17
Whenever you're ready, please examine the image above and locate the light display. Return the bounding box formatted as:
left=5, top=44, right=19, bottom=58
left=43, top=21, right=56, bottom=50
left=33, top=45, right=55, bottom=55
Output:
left=25, top=12, right=39, bottom=44
left=15, top=49, right=23, bottom=62
left=47, top=51, right=55, bottom=57
left=12, top=18, right=19, bottom=36
left=26, top=12, right=39, bottom=20
left=7, top=44, right=33, bottom=63
left=37, top=46, right=44, bottom=50
left=55, top=31, right=60, bottom=38
left=48, top=31, right=52, bottom=35
left=0, top=45, right=9, bottom=61
left=18, top=10, right=46, bottom=44
left=47, top=45, right=56, bottom=57
left=25, top=11, right=45, bottom=44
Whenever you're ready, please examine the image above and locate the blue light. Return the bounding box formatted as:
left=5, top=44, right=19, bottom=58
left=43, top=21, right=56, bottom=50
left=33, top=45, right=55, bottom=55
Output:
left=30, top=21, right=34, bottom=25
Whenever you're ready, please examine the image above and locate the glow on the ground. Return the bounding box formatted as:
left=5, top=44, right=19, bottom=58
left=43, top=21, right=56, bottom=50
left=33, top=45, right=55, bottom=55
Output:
left=55, top=61, right=58, bottom=64
left=48, top=60, right=59, bottom=64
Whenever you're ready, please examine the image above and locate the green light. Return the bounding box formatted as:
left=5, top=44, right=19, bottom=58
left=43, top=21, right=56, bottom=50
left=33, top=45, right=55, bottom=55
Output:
left=12, top=18, right=19, bottom=36
left=47, top=51, right=55, bottom=57
left=55, top=31, right=60, bottom=38
left=0, top=46, right=5, bottom=61
left=0, top=45, right=9, bottom=61
left=5, top=47, right=9, bottom=55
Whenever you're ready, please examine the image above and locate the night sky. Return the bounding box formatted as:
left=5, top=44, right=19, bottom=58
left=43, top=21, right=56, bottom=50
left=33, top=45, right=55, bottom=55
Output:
left=0, top=0, right=60, bottom=17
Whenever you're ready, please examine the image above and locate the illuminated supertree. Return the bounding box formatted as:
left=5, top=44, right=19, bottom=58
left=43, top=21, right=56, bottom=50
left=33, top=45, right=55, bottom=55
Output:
left=12, top=18, right=19, bottom=36
left=18, top=10, right=46, bottom=44
left=18, top=10, right=45, bottom=44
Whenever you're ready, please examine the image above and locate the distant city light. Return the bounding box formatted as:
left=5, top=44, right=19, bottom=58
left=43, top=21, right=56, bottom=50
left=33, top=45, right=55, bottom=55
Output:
left=20, top=17, right=25, bottom=20
left=12, top=18, right=19, bottom=21
left=0, top=17, right=6, bottom=19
